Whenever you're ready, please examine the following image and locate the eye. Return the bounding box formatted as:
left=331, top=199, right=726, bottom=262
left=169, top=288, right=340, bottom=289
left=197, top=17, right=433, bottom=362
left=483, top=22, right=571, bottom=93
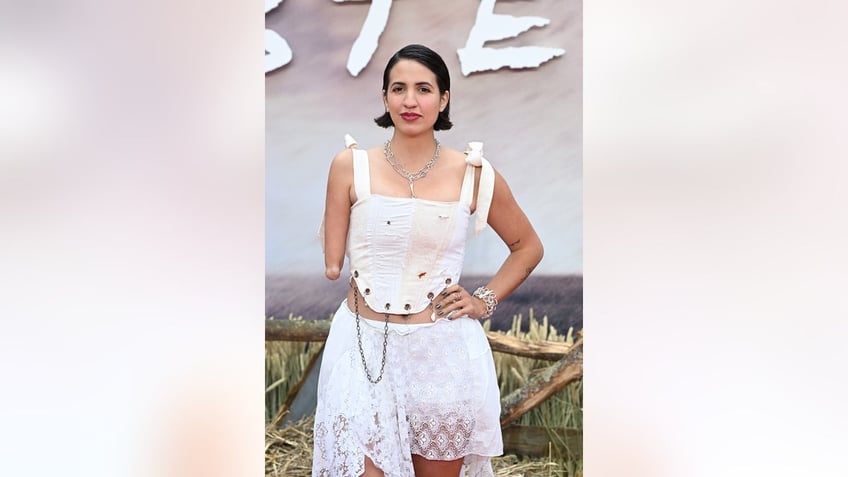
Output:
left=391, top=86, right=404, bottom=93
left=418, top=86, right=432, bottom=93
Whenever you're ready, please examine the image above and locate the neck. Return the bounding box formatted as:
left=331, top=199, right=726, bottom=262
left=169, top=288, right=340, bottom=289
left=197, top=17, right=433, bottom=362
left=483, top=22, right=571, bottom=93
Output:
left=388, top=133, right=438, bottom=168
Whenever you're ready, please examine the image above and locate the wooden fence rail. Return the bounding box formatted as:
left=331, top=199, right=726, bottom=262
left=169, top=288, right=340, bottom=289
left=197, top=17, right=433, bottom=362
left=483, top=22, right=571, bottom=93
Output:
left=266, top=318, right=576, bottom=361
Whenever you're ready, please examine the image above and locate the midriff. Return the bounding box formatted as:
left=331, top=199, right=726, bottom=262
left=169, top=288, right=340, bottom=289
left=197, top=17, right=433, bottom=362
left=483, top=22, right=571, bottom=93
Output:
left=344, top=285, right=437, bottom=325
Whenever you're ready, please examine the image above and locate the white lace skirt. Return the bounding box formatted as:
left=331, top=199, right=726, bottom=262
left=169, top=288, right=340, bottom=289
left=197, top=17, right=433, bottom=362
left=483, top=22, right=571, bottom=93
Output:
left=312, top=300, right=503, bottom=477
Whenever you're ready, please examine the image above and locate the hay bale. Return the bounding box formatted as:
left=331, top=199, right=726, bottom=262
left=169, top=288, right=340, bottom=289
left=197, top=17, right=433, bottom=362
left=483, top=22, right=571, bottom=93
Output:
left=265, top=415, right=314, bottom=476
left=266, top=415, right=572, bottom=476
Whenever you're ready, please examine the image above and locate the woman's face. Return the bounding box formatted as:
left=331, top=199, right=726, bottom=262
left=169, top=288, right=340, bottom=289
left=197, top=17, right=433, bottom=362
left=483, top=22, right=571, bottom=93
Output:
left=383, top=59, right=449, bottom=136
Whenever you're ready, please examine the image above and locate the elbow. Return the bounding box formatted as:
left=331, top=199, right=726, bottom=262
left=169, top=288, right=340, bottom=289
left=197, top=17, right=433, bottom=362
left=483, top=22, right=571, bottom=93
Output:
left=534, top=240, right=545, bottom=268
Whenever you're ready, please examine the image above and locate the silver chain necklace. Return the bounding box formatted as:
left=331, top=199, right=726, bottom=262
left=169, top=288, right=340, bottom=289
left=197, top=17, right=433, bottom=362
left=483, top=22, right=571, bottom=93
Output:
left=383, top=138, right=441, bottom=198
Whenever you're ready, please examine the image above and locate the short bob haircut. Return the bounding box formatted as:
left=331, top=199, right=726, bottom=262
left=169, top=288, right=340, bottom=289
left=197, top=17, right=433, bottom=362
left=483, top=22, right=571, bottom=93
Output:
left=374, top=44, right=453, bottom=131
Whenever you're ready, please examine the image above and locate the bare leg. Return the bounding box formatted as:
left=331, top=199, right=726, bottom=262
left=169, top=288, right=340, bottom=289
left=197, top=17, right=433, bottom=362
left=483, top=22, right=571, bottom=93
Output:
left=412, top=454, right=463, bottom=477
left=361, top=456, right=385, bottom=477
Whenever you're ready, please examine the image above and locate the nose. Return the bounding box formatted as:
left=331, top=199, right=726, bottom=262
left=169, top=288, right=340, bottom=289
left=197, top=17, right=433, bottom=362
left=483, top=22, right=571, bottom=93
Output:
left=402, top=90, right=417, bottom=108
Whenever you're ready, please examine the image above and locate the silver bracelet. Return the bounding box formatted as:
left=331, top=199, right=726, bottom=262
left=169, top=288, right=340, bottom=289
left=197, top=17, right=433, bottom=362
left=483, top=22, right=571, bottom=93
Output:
left=472, top=286, right=498, bottom=319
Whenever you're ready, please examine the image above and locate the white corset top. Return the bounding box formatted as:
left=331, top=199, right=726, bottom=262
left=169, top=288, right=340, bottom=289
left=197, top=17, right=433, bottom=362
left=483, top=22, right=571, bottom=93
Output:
left=344, top=145, right=494, bottom=315
left=348, top=194, right=470, bottom=314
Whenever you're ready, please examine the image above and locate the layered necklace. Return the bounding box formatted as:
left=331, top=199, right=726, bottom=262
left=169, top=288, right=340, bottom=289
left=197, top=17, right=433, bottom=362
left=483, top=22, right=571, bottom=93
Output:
left=383, top=138, right=441, bottom=198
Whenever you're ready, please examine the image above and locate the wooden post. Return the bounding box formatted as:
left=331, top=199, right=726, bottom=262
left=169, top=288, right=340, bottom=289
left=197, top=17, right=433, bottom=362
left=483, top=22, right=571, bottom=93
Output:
left=486, top=332, right=574, bottom=361
left=499, top=338, right=583, bottom=427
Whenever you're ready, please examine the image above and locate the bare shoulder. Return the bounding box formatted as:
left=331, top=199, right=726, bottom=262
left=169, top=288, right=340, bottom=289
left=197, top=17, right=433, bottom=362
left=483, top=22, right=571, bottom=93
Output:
left=437, top=145, right=469, bottom=168
left=334, top=146, right=386, bottom=161
left=364, top=146, right=383, bottom=159
left=330, top=147, right=355, bottom=166
left=438, top=144, right=464, bottom=158
left=329, top=147, right=363, bottom=179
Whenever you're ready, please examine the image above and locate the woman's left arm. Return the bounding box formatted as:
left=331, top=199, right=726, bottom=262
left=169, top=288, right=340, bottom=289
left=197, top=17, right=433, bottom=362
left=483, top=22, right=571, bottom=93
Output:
left=481, top=169, right=544, bottom=304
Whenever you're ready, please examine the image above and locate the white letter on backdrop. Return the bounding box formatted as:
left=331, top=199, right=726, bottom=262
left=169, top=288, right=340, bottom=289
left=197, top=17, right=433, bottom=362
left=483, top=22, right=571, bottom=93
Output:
left=458, top=0, right=565, bottom=76
left=337, top=0, right=392, bottom=77
left=266, top=0, right=292, bottom=74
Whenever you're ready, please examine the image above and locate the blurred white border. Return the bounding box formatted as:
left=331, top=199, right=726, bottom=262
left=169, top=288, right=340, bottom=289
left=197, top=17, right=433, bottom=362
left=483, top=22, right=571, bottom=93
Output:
left=2, top=1, right=847, bottom=476
left=585, top=1, right=848, bottom=476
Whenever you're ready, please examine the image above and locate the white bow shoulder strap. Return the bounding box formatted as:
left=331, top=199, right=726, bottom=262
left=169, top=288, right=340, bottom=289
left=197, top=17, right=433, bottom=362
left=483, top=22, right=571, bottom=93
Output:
left=464, top=142, right=495, bottom=236
left=344, top=134, right=358, bottom=149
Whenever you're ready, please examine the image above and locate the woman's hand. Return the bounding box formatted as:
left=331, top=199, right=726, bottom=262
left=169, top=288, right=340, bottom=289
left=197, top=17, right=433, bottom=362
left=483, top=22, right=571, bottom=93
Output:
left=431, top=284, right=487, bottom=321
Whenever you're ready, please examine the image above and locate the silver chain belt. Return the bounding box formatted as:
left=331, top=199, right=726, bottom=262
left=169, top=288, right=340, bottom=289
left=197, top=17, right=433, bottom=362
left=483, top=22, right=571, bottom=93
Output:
left=352, top=281, right=389, bottom=384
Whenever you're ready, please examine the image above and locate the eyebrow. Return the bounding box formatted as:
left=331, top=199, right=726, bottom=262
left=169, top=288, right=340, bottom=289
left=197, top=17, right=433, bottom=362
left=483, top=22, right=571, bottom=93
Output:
left=389, top=81, right=434, bottom=88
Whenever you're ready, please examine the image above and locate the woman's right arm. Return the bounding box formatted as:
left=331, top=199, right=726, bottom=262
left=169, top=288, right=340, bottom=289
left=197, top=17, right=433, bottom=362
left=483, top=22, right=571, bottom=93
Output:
left=323, top=149, right=354, bottom=280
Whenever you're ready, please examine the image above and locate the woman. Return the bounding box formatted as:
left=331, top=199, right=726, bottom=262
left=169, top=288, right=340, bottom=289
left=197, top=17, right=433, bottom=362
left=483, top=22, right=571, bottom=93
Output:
left=313, top=44, right=544, bottom=477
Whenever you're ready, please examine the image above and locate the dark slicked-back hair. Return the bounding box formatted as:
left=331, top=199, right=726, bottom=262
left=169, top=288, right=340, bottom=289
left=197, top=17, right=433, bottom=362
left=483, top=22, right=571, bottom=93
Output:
left=374, top=44, right=453, bottom=131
